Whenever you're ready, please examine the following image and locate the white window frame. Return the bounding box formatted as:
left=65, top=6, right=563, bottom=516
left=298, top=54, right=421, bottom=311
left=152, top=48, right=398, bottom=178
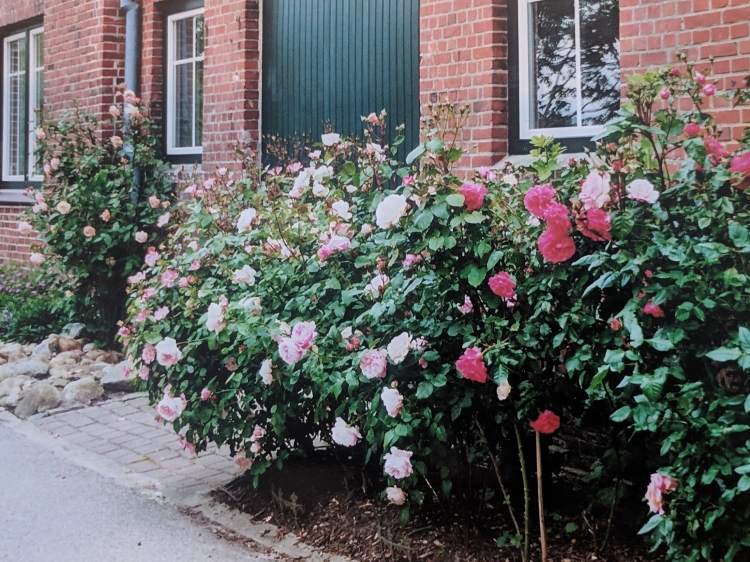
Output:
left=3, top=31, right=27, bottom=183
left=28, top=27, right=44, bottom=182
left=517, top=0, right=605, bottom=140
left=166, top=8, right=205, bottom=156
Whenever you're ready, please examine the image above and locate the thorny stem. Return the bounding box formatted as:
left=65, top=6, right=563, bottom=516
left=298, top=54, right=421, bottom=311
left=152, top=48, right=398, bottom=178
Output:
left=474, top=419, right=522, bottom=540
left=512, top=417, right=531, bottom=562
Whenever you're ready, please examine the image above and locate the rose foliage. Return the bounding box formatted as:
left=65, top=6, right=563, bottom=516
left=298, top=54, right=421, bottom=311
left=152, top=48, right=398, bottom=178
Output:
left=123, top=63, right=750, bottom=560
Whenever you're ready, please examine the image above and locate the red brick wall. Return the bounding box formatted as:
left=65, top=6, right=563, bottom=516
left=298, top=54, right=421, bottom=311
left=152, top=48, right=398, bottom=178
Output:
left=43, top=0, right=125, bottom=122
left=0, top=206, right=36, bottom=265
left=419, top=0, right=508, bottom=172
left=0, top=0, right=43, bottom=28
left=620, top=0, right=750, bottom=141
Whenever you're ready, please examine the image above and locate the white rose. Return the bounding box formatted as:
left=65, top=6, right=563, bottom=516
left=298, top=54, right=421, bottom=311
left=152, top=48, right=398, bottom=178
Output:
left=626, top=179, right=659, bottom=204
left=381, top=387, right=404, bottom=417
left=387, top=332, right=412, bottom=364
left=259, top=359, right=273, bottom=385
left=134, top=231, right=148, bottom=243
left=312, top=182, right=330, bottom=197
left=503, top=174, right=518, bottom=186
left=340, top=326, right=353, bottom=340
left=375, top=194, right=408, bottom=229
left=155, top=337, right=182, bottom=366
left=313, top=165, right=333, bottom=182
left=293, top=171, right=312, bottom=193
left=331, top=200, right=352, bottom=220
left=386, top=486, right=407, bottom=505
left=238, top=296, right=262, bottom=315
left=364, top=273, right=389, bottom=299
left=29, top=252, right=45, bottom=265
left=205, top=303, right=226, bottom=333
left=232, top=265, right=256, bottom=285
left=321, top=133, right=340, bottom=146
left=496, top=379, right=512, bottom=401
left=237, top=208, right=258, bottom=233
left=17, top=222, right=34, bottom=235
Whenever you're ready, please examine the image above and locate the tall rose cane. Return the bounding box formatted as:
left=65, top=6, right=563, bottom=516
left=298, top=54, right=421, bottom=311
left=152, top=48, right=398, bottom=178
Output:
left=530, top=410, right=561, bottom=562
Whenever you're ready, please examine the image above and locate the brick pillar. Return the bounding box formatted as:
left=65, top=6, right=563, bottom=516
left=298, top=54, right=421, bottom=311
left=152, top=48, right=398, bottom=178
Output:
left=44, top=0, right=125, bottom=122
left=419, top=0, right=508, bottom=172
left=202, top=0, right=261, bottom=171
left=619, top=0, right=750, bottom=141
left=0, top=206, right=37, bottom=264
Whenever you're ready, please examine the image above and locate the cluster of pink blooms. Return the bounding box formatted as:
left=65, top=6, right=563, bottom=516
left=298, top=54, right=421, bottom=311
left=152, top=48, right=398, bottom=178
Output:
left=524, top=184, right=577, bottom=263
left=317, top=234, right=350, bottom=261
left=456, top=347, right=488, bottom=383
left=155, top=384, right=186, bottom=422
left=402, top=253, right=422, bottom=269
left=488, top=271, right=516, bottom=300
left=645, top=473, right=678, bottom=514
left=278, top=321, right=317, bottom=365
left=730, top=152, right=750, bottom=191
left=460, top=183, right=488, bottom=211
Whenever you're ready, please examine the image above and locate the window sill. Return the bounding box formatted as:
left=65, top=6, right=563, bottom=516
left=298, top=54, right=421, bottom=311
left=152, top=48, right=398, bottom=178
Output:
left=498, top=152, right=602, bottom=169
left=0, top=191, right=33, bottom=205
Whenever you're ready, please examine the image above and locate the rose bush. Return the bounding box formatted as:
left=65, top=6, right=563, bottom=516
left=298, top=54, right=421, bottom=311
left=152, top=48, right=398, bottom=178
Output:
left=24, top=85, right=174, bottom=344
left=122, top=61, right=750, bottom=561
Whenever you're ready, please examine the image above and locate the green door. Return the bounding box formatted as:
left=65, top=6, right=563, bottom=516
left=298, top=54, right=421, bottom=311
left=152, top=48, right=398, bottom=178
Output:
left=262, top=0, right=420, bottom=157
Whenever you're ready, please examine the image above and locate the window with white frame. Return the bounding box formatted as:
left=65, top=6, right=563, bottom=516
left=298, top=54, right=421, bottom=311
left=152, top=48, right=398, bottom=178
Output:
left=166, top=9, right=204, bottom=155
left=517, top=0, right=619, bottom=140
left=2, top=27, right=44, bottom=185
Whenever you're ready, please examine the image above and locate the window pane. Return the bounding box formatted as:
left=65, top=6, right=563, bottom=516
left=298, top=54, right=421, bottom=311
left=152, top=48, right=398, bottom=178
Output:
left=9, top=75, right=26, bottom=177
left=174, top=17, right=194, bottom=62
left=194, top=60, right=203, bottom=146
left=34, top=32, right=43, bottom=68
left=174, top=62, right=194, bottom=147
left=530, top=0, right=577, bottom=129
left=580, top=0, right=620, bottom=126
left=195, top=15, right=205, bottom=57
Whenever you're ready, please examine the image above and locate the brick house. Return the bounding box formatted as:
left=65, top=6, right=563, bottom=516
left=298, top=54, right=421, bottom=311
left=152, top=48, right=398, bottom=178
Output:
left=0, top=0, right=748, bottom=264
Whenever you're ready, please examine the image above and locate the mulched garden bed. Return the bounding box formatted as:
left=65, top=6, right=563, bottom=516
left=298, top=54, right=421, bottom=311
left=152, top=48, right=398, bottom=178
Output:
left=213, top=451, right=664, bottom=562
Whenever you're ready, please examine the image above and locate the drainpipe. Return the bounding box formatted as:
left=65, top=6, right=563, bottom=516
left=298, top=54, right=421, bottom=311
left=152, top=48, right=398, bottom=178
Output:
left=120, top=0, right=142, bottom=201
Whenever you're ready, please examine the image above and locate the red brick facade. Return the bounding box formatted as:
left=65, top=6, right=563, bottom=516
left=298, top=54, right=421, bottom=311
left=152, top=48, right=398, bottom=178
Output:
left=0, top=206, right=36, bottom=265
left=1, top=0, right=749, bottom=264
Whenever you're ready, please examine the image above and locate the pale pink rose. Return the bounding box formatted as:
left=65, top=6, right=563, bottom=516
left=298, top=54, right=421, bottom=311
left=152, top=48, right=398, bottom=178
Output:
left=365, top=112, right=379, bottom=124
left=17, top=222, right=33, bottom=235
left=250, top=424, right=266, bottom=442
left=188, top=241, right=199, bottom=252
left=361, top=223, right=373, bottom=236
left=29, top=252, right=45, bottom=265
left=278, top=337, right=305, bottom=365
left=386, top=486, right=407, bottom=505
left=142, top=287, right=156, bottom=300
left=117, top=326, right=129, bottom=338
left=237, top=208, right=258, bottom=233
left=128, top=271, right=146, bottom=284
left=139, top=366, right=149, bottom=380
left=50, top=157, right=60, bottom=170
left=153, top=306, right=169, bottom=321
left=331, top=417, right=362, bottom=447
left=645, top=473, right=678, bottom=514
left=387, top=332, right=412, bottom=364
left=56, top=201, right=71, bottom=214
left=626, top=179, right=659, bottom=204
left=109, top=105, right=120, bottom=118
left=156, top=212, right=170, bottom=228
left=477, top=167, right=498, bottom=181
left=287, top=162, right=303, bottom=173
left=364, top=274, right=389, bottom=299
left=402, top=253, right=422, bottom=269
left=291, top=321, right=317, bottom=350
left=155, top=338, right=182, bottom=366
left=145, top=247, right=159, bottom=267
left=35, top=127, right=46, bottom=140
left=142, top=343, right=156, bottom=364
left=155, top=391, right=186, bottom=422
left=111, top=136, right=123, bottom=148
left=235, top=456, right=252, bottom=471
left=458, top=295, right=473, bottom=314
left=232, top=265, right=256, bottom=285
left=189, top=259, right=200, bottom=271
left=134, top=311, right=148, bottom=323
left=259, top=359, right=273, bottom=385
left=321, top=132, right=340, bottom=146
left=250, top=442, right=262, bottom=454
left=381, top=387, right=403, bottom=418
left=383, top=447, right=413, bottom=479
left=496, top=379, right=512, bottom=400
left=83, top=226, right=96, bottom=238
left=332, top=200, right=352, bottom=220
left=148, top=196, right=160, bottom=209
left=200, top=388, right=214, bottom=401
left=376, top=194, right=408, bottom=229
left=419, top=357, right=428, bottom=368
left=135, top=231, right=147, bottom=243
left=160, top=270, right=179, bottom=288
left=205, top=302, right=226, bottom=333
left=360, top=349, right=388, bottom=379
left=579, top=171, right=612, bottom=210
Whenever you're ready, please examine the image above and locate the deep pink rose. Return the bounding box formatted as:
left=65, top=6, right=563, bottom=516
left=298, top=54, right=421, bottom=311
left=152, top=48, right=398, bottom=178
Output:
left=703, top=84, right=716, bottom=96
left=456, top=347, right=488, bottom=383
left=729, top=153, right=750, bottom=190
left=488, top=272, right=516, bottom=299
left=542, top=202, right=572, bottom=232
left=659, top=87, right=670, bottom=100
left=538, top=228, right=576, bottom=263
left=684, top=122, right=701, bottom=136
left=524, top=184, right=557, bottom=218
left=576, top=208, right=612, bottom=242
left=530, top=410, right=560, bottom=434
left=643, top=300, right=665, bottom=318
left=704, top=136, right=729, bottom=160
left=460, top=183, right=488, bottom=211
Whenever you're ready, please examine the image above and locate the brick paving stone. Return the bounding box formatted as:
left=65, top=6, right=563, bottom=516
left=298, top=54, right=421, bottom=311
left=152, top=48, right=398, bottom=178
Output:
left=159, top=456, right=196, bottom=471
left=59, top=414, right=96, bottom=428
left=87, top=441, right=123, bottom=455
left=128, top=440, right=167, bottom=456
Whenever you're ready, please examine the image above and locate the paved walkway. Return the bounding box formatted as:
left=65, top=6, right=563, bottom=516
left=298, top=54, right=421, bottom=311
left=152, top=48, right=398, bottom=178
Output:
left=29, top=393, right=239, bottom=501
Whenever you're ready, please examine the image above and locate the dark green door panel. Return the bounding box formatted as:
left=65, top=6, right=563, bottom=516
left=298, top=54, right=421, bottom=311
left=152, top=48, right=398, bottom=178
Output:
left=262, top=0, right=420, bottom=157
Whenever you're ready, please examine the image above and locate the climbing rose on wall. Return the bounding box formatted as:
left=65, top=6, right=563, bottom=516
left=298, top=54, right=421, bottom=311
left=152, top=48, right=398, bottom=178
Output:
left=460, top=183, right=488, bottom=211
left=456, top=347, right=488, bottom=383
left=524, top=184, right=557, bottom=218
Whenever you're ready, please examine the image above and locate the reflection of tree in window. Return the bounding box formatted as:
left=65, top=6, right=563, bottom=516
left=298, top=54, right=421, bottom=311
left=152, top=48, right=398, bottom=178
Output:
left=531, top=0, right=619, bottom=130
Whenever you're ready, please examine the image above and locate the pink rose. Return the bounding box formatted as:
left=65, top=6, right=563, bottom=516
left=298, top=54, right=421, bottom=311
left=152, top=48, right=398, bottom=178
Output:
left=145, top=247, right=159, bottom=267
left=383, top=447, right=413, bottom=479
left=579, top=171, right=612, bottom=210
left=386, top=486, right=407, bottom=505
left=155, top=338, right=182, bottom=366
left=542, top=202, right=572, bottom=232
left=488, top=272, right=516, bottom=299
left=141, top=343, right=156, bottom=365
left=456, top=347, right=488, bottom=383
left=83, top=226, right=96, bottom=238
left=402, top=253, right=422, bottom=269
left=235, top=457, right=252, bottom=471
left=729, top=153, right=750, bottom=191
left=460, top=183, right=488, bottom=211
left=704, top=136, right=729, bottom=160
left=278, top=337, right=305, bottom=365
left=538, top=228, right=576, bottom=263
left=317, top=244, right=334, bottom=261
left=402, top=175, right=415, bottom=187
left=695, top=71, right=706, bottom=85
left=111, top=136, right=123, bottom=148
left=609, top=318, right=622, bottom=331
left=646, top=473, right=678, bottom=514
left=576, top=208, right=612, bottom=242
left=643, top=300, right=665, bottom=318
left=659, top=87, right=670, bottom=100
left=17, top=222, right=33, bottom=235
left=331, top=417, right=362, bottom=447
left=189, top=259, right=200, bottom=271
left=156, top=393, right=186, bottom=422
left=153, top=306, right=169, bottom=320
left=477, top=166, right=498, bottom=181
left=139, top=366, right=149, bottom=380
left=291, top=321, right=317, bottom=350
left=524, top=184, right=557, bottom=218
left=703, top=84, right=716, bottom=96
left=149, top=196, right=160, bottom=209
left=684, top=122, right=701, bottom=136
left=626, top=179, right=659, bottom=204
left=160, top=270, right=178, bottom=288
left=457, top=295, right=473, bottom=314
left=530, top=410, right=561, bottom=434
left=360, top=349, right=388, bottom=379
left=135, top=231, right=148, bottom=243
left=200, top=388, right=214, bottom=401
left=381, top=387, right=403, bottom=418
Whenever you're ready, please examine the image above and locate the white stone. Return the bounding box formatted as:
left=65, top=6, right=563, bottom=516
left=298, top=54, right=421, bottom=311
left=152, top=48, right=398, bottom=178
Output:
left=61, top=377, right=104, bottom=406
left=15, top=382, right=61, bottom=419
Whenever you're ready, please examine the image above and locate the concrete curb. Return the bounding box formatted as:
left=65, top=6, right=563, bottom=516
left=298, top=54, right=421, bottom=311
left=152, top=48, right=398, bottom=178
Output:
left=0, top=403, right=356, bottom=562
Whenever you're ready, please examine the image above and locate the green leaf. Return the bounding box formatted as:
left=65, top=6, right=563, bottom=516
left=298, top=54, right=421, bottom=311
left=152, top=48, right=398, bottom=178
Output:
left=745, top=394, right=750, bottom=413
left=425, top=138, right=444, bottom=154
left=738, top=475, right=750, bottom=492
left=463, top=211, right=485, bottom=224
left=638, top=514, right=662, bottom=535
left=416, top=381, right=434, bottom=399
left=467, top=266, right=487, bottom=288
left=486, top=250, right=503, bottom=270
left=706, top=347, right=742, bottom=362
left=406, top=144, right=426, bottom=165
left=729, top=222, right=750, bottom=249
left=446, top=193, right=465, bottom=207
left=646, top=338, right=674, bottom=352
left=611, top=211, right=636, bottom=238
left=610, top=406, right=631, bottom=423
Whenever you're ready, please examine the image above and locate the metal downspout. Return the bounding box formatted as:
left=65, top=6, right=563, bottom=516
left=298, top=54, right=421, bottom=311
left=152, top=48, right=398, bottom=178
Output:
left=120, top=0, right=142, bottom=201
